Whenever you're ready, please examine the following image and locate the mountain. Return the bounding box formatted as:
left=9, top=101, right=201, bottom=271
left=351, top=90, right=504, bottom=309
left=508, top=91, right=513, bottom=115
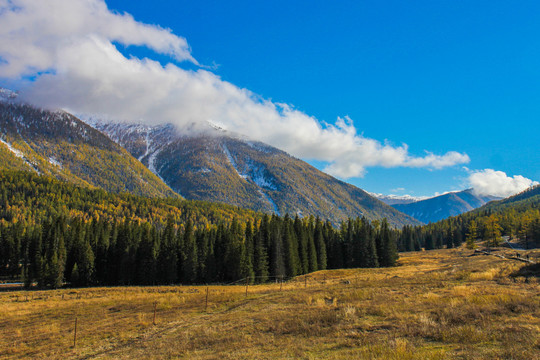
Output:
left=0, top=92, right=176, bottom=198
left=391, top=189, right=500, bottom=224
left=89, top=120, right=420, bottom=227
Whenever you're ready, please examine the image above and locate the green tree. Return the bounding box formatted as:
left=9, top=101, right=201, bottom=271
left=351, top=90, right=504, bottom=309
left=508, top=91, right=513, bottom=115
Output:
left=465, top=220, right=478, bottom=249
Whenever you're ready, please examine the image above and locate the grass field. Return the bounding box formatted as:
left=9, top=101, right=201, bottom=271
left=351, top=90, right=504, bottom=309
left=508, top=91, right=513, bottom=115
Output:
left=1, top=247, right=539, bottom=359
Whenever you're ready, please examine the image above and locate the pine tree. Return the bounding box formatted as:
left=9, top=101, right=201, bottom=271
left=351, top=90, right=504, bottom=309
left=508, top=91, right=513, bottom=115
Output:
left=283, top=216, right=300, bottom=277
left=465, top=220, right=478, bottom=249
left=294, top=216, right=309, bottom=274
left=158, top=218, right=178, bottom=284
left=376, top=219, right=398, bottom=267
left=182, top=219, right=198, bottom=283
left=314, top=217, right=327, bottom=270
left=484, top=214, right=502, bottom=248
left=253, top=226, right=269, bottom=283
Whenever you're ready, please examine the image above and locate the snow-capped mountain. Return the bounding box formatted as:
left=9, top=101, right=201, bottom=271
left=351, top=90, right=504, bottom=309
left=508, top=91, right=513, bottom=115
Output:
left=370, top=193, right=428, bottom=205
left=89, top=119, right=420, bottom=227
left=391, top=189, right=500, bottom=223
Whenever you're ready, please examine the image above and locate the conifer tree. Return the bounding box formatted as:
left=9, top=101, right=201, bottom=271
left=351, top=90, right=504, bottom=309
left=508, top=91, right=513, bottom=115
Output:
left=182, top=219, right=198, bottom=283
left=465, top=220, right=478, bottom=249
left=376, top=219, right=398, bottom=267
left=294, top=216, right=309, bottom=274
left=253, top=227, right=269, bottom=283
left=158, top=218, right=178, bottom=284
left=283, top=216, right=300, bottom=277
left=314, top=217, right=327, bottom=270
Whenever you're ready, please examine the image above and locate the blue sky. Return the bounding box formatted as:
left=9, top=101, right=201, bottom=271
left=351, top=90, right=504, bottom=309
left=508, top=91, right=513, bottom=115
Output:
left=108, top=0, right=540, bottom=196
left=1, top=0, right=538, bottom=197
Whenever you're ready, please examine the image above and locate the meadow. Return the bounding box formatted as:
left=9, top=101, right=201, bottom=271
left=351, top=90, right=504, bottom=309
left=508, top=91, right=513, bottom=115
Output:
left=1, top=247, right=539, bottom=359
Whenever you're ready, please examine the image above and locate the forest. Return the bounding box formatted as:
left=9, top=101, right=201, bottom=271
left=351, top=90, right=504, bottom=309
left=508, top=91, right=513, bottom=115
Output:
left=0, top=170, right=398, bottom=287
left=0, top=170, right=538, bottom=288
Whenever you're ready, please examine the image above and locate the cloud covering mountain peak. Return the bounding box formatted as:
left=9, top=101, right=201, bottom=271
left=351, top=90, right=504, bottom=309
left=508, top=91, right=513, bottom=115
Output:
left=0, top=0, right=470, bottom=178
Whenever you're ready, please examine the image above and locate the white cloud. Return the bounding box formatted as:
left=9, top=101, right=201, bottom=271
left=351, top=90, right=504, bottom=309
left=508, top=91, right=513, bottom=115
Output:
left=469, top=169, right=538, bottom=198
left=0, top=0, right=470, bottom=178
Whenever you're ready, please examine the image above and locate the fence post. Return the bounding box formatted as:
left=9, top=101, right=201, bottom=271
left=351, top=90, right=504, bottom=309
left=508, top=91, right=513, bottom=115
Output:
left=245, top=277, right=249, bottom=297
left=280, top=276, right=283, bottom=291
left=205, top=286, right=209, bottom=312
left=305, top=276, right=307, bottom=288
left=153, top=301, right=157, bottom=325
left=73, top=317, right=78, bottom=348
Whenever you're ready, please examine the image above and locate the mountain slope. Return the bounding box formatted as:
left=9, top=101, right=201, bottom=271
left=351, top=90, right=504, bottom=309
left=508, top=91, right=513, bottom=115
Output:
left=392, top=189, right=499, bottom=223
left=90, top=121, right=420, bottom=227
left=474, top=185, right=540, bottom=214
left=0, top=169, right=258, bottom=227
left=0, top=94, right=177, bottom=198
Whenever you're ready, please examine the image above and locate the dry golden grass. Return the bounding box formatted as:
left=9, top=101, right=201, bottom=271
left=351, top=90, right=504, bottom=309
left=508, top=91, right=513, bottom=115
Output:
left=1, top=247, right=539, bottom=359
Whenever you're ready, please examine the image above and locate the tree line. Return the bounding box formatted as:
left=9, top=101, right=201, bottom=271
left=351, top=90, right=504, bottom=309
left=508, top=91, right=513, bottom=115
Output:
left=0, top=214, right=398, bottom=288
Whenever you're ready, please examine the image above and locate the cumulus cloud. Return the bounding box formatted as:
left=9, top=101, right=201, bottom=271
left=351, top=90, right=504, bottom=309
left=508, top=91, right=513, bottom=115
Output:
left=469, top=169, right=538, bottom=198
left=0, top=0, right=470, bottom=178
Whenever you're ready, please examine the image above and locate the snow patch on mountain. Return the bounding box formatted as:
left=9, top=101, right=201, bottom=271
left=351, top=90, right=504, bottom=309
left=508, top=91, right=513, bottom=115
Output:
left=258, top=189, right=280, bottom=215
left=371, top=192, right=428, bottom=205
left=0, top=137, right=24, bottom=158
left=48, top=156, right=62, bottom=168
left=222, top=143, right=247, bottom=179
left=0, top=137, right=40, bottom=173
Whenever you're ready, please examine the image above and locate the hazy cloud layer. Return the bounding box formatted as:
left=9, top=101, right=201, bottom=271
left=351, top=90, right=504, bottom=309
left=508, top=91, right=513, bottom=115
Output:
left=0, top=0, right=470, bottom=178
left=469, top=169, right=538, bottom=198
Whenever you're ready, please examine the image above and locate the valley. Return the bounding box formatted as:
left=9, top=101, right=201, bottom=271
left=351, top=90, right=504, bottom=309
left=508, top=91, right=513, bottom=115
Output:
left=1, top=248, right=538, bottom=359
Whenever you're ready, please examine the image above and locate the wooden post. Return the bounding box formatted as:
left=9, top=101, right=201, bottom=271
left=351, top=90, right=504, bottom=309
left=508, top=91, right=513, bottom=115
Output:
left=73, top=317, right=78, bottom=348
left=245, top=277, right=249, bottom=297
left=205, top=286, right=209, bottom=312
left=153, top=301, right=157, bottom=325
left=280, top=276, right=283, bottom=292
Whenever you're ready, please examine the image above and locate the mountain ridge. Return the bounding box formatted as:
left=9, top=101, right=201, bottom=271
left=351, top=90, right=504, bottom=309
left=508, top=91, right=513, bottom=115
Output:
left=391, top=189, right=500, bottom=223
left=0, top=96, right=177, bottom=198
left=89, top=119, right=421, bottom=227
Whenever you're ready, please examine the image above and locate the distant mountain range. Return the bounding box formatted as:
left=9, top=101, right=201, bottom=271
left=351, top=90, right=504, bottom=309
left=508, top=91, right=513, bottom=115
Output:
left=90, top=120, right=420, bottom=227
left=386, top=189, right=501, bottom=224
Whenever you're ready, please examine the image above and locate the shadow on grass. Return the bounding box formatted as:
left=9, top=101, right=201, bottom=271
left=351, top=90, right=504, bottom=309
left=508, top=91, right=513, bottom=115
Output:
left=512, top=263, right=540, bottom=279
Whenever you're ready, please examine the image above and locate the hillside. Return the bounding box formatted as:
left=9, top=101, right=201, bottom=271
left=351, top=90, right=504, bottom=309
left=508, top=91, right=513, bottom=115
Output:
left=0, top=93, right=176, bottom=198
left=0, top=170, right=258, bottom=228
left=392, top=189, right=499, bottom=223
left=90, top=121, right=420, bottom=227
left=477, top=185, right=540, bottom=213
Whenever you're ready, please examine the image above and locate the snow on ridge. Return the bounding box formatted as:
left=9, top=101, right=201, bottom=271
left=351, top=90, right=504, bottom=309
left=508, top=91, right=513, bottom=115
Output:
left=0, top=137, right=40, bottom=174
left=48, top=156, right=62, bottom=168
left=0, top=137, right=24, bottom=158
left=249, top=163, right=277, bottom=190
left=258, top=189, right=280, bottom=215
left=222, top=143, right=247, bottom=179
